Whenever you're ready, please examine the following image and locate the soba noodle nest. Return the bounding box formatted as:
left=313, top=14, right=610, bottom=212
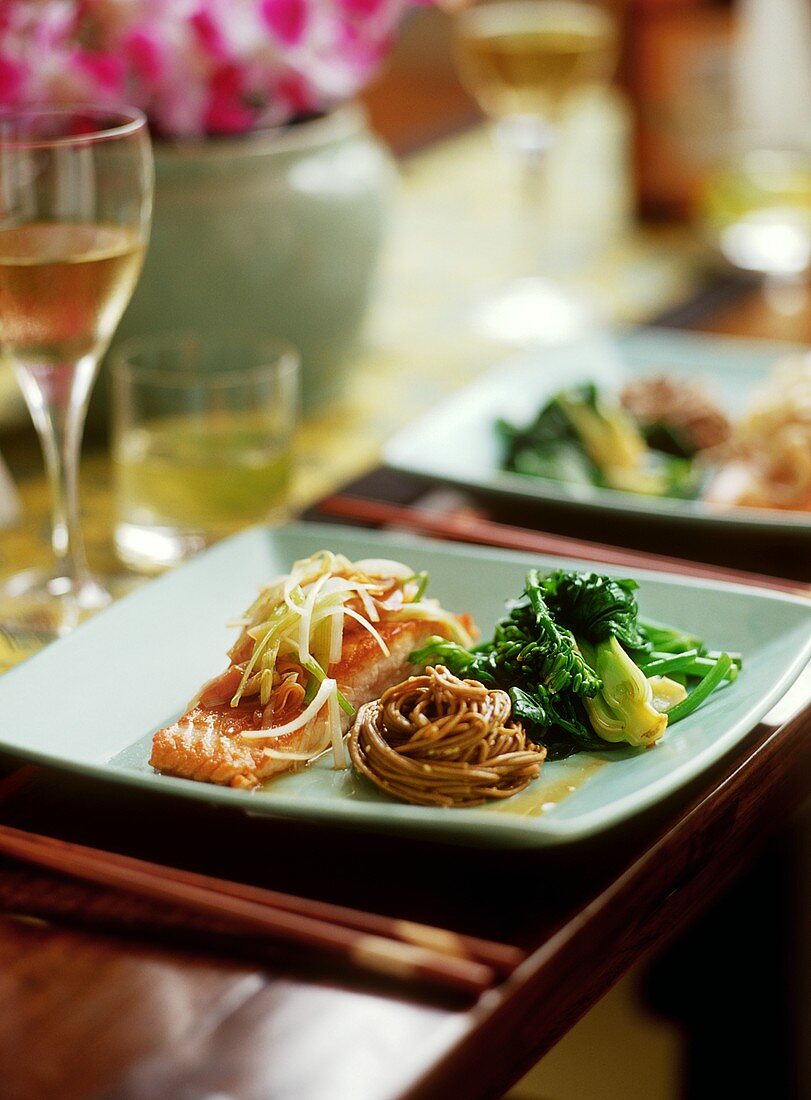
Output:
left=348, top=665, right=547, bottom=808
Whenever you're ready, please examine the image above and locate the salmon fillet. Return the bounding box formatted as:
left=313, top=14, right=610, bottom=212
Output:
left=149, top=620, right=447, bottom=790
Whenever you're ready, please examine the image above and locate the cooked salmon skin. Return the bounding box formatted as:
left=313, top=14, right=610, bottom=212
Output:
left=149, top=620, right=447, bottom=789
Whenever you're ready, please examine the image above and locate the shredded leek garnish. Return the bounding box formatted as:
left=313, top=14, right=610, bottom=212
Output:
left=223, top=551, right=465, bottom=768
left=328, top=688, right=345, bottom=769
left=241, top=677, right=338, bottom=741
left=408, top=572, right=430, bottom=602
left=302, top=659, right=355, bottom=717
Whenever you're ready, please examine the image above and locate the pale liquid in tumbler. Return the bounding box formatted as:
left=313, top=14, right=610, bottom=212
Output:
left=455, top=1, right=616, bottom=119
left=114, top=413, right=292, bottom=571
left=703, top=151, right=811, bottom=276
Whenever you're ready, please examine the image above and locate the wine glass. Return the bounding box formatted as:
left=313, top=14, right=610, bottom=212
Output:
left=0, top=106, right=153, bottom=637
left=454, top=0, right=618, bottom=343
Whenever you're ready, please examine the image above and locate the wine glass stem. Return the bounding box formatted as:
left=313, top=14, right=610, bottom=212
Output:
left=14, top=354, right=97, bottom=588
left=520, top=147, right=549, bottom=271
left=496, top=115, right=555, bottom=275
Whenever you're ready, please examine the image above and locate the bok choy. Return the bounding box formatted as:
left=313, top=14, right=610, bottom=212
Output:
left=411, top=567, right=739, bottom=759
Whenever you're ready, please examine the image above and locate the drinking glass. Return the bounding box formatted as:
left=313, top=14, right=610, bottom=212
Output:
left=454, top=0, right=618, bottom=342
left=0, top=106, right=153, bottom=636
left=111, top=333, right=299, bottom=573
left=701, top=144, right=811, bottom=313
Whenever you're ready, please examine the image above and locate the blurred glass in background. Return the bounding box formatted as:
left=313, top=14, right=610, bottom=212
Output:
left=703, top=148, right=811, bottom=288
left=700, top=0, right=811, bottom=309
left=451, top=0, right=627, bottom=344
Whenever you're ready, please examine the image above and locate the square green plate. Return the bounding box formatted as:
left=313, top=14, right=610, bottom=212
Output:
left=1, top=522, right=809, bottom=848
left=384, top=327, right=811, bottom=535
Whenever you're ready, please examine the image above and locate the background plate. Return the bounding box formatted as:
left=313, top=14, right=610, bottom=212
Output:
left=0, top=522, right=809, bottom=849
left=384, top=327, right=811, bottom=534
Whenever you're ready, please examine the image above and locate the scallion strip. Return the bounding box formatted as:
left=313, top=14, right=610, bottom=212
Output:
left=411, top=572, right=429, bottom=601
left=705, top=649, right=743, bottom=667
left=302, top=659, right=355, bottom=717
left=303, top=672, right=319, bottom=705
left=666, top=653, right=735, bottom=724
left=682, top=657, right=739, bottom=681
left=640, top=619, right=703, bottom=653
left=640, top=652, right=738, bottom=682
left=638, top=650, right=700, bottom=677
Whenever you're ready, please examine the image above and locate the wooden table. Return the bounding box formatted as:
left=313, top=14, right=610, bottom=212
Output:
left=1, top=102, right=810, bottom=1092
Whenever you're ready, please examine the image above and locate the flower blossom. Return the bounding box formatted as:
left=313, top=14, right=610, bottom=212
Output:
left=0, top=0, right=424, bottom=137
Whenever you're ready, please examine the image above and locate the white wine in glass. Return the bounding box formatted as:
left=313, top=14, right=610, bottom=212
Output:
left=0, top=224, right=145, bottom=366
left=0, top=108, right=153, bottom=637
left=456, top=0, right=617, bottom=125
left=454, top=1, right=617, bottom=343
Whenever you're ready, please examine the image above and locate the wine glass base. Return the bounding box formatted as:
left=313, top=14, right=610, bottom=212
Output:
left=0, top=568, right=143, bottom=642
left=470, top=277, right=597, bottom=346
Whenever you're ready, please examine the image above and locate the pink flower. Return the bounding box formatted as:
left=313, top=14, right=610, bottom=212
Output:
left=0, top=0, right=428, bottom=137
left=334, top=0, right=388, bottom=18
left=0, top=56, right=24, bottom=101
left=72, top=51, right=125, bottom=94
left=190, top=5, right=229, bottom=59
left=124, top=27, right=166, bottom=83
left=205, top=64, right=256, bottom=134
left=337, top=19, right=394, bottom=71
left=275, top=69, right=317, bottom=115
left=260, top=0, right=308, bottom=47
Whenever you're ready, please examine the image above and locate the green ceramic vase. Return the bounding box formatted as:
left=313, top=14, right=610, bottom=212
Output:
left=114, top=105, right=395, bottom=409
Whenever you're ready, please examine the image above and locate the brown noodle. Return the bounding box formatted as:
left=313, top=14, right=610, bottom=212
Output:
left=348, top=665, right=547, bottom=808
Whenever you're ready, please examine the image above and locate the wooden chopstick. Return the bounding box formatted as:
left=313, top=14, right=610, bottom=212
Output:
left=0, top=822, right=519, bottom=996
left=317, top=494, right=811, bottom=599
left=0, top=817, right=519, bottom=973
left=0, top=770, right=518, bottom=973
